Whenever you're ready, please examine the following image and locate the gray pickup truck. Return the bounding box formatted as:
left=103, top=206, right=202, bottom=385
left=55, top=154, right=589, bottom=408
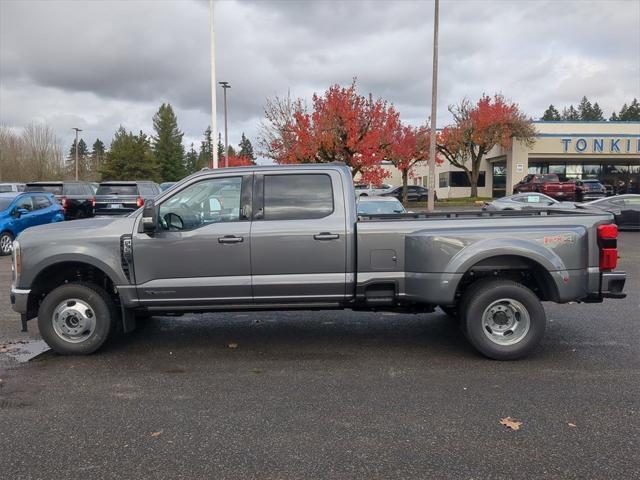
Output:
left=10, top=164, right=626, bottom=359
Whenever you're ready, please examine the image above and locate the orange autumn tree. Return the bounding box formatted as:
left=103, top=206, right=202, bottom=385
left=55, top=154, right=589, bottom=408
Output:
left=224, top=154, right=254, bottom=167
left=437, top=94, right=536, bottom=197
left=387, top=123, right=443, bottom=204
left=259, top=81, right=400, bottom=184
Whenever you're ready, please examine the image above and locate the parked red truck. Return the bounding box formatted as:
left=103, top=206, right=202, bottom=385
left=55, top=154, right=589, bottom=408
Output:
left=513, top=174, right=576, bottom=201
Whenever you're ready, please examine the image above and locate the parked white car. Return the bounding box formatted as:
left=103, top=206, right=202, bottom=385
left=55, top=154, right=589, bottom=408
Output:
left=0, top=182, right=25, bottom=193
left=354, top=183, right=394, bottom=197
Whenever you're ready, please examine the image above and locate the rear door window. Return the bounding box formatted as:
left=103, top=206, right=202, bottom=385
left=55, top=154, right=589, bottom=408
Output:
left=33, top=195, right=52, bottom=210
left=263, top=174, right=333, bottom=221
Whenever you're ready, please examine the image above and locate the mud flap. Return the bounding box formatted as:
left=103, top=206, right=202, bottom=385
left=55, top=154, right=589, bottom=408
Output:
left=121, top=307, right=137, bottom=334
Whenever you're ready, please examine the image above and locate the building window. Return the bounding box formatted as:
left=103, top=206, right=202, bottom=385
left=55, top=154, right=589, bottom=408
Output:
left=449, top=171, right=486, bottom=187
left=439, top=172, right=448, bottom=188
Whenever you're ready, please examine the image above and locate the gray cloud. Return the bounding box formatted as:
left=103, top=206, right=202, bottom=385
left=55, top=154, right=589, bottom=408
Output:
left=1, top=0, right=638, bottom=159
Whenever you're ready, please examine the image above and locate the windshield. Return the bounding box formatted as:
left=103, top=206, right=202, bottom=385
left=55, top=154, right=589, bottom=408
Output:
left=357, top=200, right=405, bottom=214
left=0, top=185, right=14, bottom=193
left=96, top=184, right=139, bottom=196
left=25, top=184, right=63, bottom=194
left=0, top=198, right=14, bottom=211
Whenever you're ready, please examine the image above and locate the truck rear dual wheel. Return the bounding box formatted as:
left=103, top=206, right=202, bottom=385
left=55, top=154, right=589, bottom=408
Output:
left=38, top=283, right=118, bottom=355
left=459, top=279, right=546, bottom=360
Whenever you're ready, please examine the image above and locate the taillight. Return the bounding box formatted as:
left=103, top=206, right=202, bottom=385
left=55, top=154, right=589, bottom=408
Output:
left=136, top=197, right=144, bottom=208
left=91, top=197, right=96, bottom=208
left=597, top=224, right=618, bottom=271
left=60, top=197, right=69, bottom=209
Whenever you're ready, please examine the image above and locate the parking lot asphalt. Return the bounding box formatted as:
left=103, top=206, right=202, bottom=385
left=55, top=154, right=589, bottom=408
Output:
left=0, top=233, right=638, bottom=480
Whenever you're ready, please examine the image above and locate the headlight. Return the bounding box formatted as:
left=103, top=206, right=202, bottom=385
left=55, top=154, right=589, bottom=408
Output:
left=12, top=240, right=21, bottom=284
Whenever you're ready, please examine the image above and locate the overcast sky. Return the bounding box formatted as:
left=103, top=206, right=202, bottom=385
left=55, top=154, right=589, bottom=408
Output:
left=1, top=0, right=639, bottom=160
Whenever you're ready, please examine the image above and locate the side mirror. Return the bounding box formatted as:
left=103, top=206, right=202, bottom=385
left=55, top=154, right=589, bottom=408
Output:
left=12, top=208, right=28, bottom=218
left=141, top=199, right=158, bottom=234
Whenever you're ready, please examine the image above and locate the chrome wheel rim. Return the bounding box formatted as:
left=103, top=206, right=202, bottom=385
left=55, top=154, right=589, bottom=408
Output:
left=52, top=298, right=96, bottom=343
left=481, top=298, right=530, bottom=346
left=0, top=234, right=12, bottom=254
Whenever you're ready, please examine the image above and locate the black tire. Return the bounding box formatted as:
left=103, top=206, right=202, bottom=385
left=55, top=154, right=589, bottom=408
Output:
left=38, top=283, right=118, bottom=355
left=0, top=231, right=14, bottom=256
left=459, top=279, right=546, bottom=360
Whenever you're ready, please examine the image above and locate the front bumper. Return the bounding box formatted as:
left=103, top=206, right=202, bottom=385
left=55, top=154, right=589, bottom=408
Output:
left=600, top=271, right=626, bottom=299
left=10, top=286, right=30, bottom=314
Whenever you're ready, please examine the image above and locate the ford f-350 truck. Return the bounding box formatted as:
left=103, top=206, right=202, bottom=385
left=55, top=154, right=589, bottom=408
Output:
left=10, top=164, right=626, bottom=359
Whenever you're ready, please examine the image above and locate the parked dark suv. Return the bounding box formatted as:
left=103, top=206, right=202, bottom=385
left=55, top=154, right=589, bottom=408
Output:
left=382, top=185, right=433, bottom=202
left=94, top=181, right=161, bottom=215
left=24, top=181, right=95, bottom=220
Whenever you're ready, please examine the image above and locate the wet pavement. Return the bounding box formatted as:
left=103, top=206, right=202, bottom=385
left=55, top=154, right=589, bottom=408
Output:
left=0, top=233, right=638, bottom=479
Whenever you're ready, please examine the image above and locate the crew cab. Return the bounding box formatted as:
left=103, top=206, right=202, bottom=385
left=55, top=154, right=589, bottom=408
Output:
left=10, top=164, right=626, bottom=360
left=513, top=174, right=576, bottom=201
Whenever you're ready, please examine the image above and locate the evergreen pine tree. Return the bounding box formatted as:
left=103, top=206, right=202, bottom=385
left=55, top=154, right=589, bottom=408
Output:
left=101, top=126, right=159, bottom=181
left=562, top=105, right=580, bottom=121
left=90, top=138, right=106, bottom=180
left=619, top=99, right=640, bottom=121
left=184, top=143, right=198, bottom=174
left=591, top=102, right=604, bottom=121
left=152, top=103, right=185, bottom=182
left=227, top=145, right=237, bottom=157
left=238, top=132, right=256, bottom=161
left=610, top=112, right=619, bottom=121
left=68, top=138, right=90, bottom=179
left=578, top=96, right=594, bottom=120
left=197, top=127, right=213, bottom=169
left=541, top=104, right=561, bottom=121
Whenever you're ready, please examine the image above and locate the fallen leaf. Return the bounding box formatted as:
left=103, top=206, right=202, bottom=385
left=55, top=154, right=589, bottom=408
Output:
left=151, top=430, right=163, bottom=437
left=567, top=422, right=577, bottom=428
left=500, top=417, right=523, bottom=431
left=0, top=348, right=8, bottom=353
left=250, top=368, right=263, bottom=374
left=228, top=343, right=238, bottom=349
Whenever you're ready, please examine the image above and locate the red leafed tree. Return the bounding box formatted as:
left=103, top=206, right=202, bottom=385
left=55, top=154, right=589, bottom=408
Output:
left=387, top=123, right=443, bottom=204
left=259, top=81, right=400, bottom=184
left=437, top=94, right=536, bottom=197
left=225, top=154, right=255, bottom=168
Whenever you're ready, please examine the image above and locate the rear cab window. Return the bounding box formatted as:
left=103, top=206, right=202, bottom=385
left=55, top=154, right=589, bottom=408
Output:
left=25, top=184, right=63, bottom=195
left=96, top=184, right=139, bottom=196
left=63, top=184, right=88, bottom=195
left=263, top=174, right=334, bottom=220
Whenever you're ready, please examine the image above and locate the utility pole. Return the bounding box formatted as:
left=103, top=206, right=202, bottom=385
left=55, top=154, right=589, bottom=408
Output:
left=219, top=81, right=231, bottom=168
left=72, top=127, right=82, bottom=181
left=427, top=0, right=439, bottom=212
left=209, top=0, right=218, bottom=168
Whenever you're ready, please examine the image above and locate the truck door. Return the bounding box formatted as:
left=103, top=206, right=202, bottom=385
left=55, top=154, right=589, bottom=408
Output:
left=132, top=174, right=253, bottom=307
left=250, top=170, right=347, bottom=303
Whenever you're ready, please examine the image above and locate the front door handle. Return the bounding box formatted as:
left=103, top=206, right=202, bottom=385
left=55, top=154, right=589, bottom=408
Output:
left=314, top=232, right=340, bottom=241
left=218, top=235, right=244, bottom=244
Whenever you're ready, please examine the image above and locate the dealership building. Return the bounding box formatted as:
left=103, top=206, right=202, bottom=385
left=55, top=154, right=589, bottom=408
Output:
left=383, top=121, right=640, bottom=198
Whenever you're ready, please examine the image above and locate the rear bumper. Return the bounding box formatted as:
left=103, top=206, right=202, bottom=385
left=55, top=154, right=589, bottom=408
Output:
left=10, top=286, right=30, bottom=314
left=600, top=271, right=626, bottom=298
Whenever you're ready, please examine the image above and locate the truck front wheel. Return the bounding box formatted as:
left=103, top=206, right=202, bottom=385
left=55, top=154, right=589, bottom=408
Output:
left=459, top=279, right=546, bottom=360
left=38, top=283, right=117, bottom=355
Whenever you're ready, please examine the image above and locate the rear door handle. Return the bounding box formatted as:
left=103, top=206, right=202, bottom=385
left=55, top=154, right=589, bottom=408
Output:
left=218, top=235, right=244, bottom=244
left=314, top=232, right=340, bottom=241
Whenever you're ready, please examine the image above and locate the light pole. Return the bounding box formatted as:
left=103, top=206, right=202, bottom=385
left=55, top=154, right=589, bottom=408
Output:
left=219, top=81, right=231, bottom=168
left=427, top=0, right=439, bottom=212
left=72, top=127, right=82, bottom=181
left=209, top=0, right=218, bottom=169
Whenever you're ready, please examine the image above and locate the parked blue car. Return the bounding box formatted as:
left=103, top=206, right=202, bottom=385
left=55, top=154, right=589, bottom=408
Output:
left=0, top=192, right=65, bottom=255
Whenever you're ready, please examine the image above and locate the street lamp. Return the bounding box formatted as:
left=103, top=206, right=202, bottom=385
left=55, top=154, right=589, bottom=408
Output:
left=219, top=81, right=231, bottom=168
left=427, top=0, right=439, bottom=212
left=209, top=0, right=218, bottom=169
left=72, top=127, right=83, bottom=181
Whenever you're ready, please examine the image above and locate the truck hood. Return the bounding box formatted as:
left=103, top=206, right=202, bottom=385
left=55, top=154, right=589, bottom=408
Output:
left=17, top=215, right=137, bottom=244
